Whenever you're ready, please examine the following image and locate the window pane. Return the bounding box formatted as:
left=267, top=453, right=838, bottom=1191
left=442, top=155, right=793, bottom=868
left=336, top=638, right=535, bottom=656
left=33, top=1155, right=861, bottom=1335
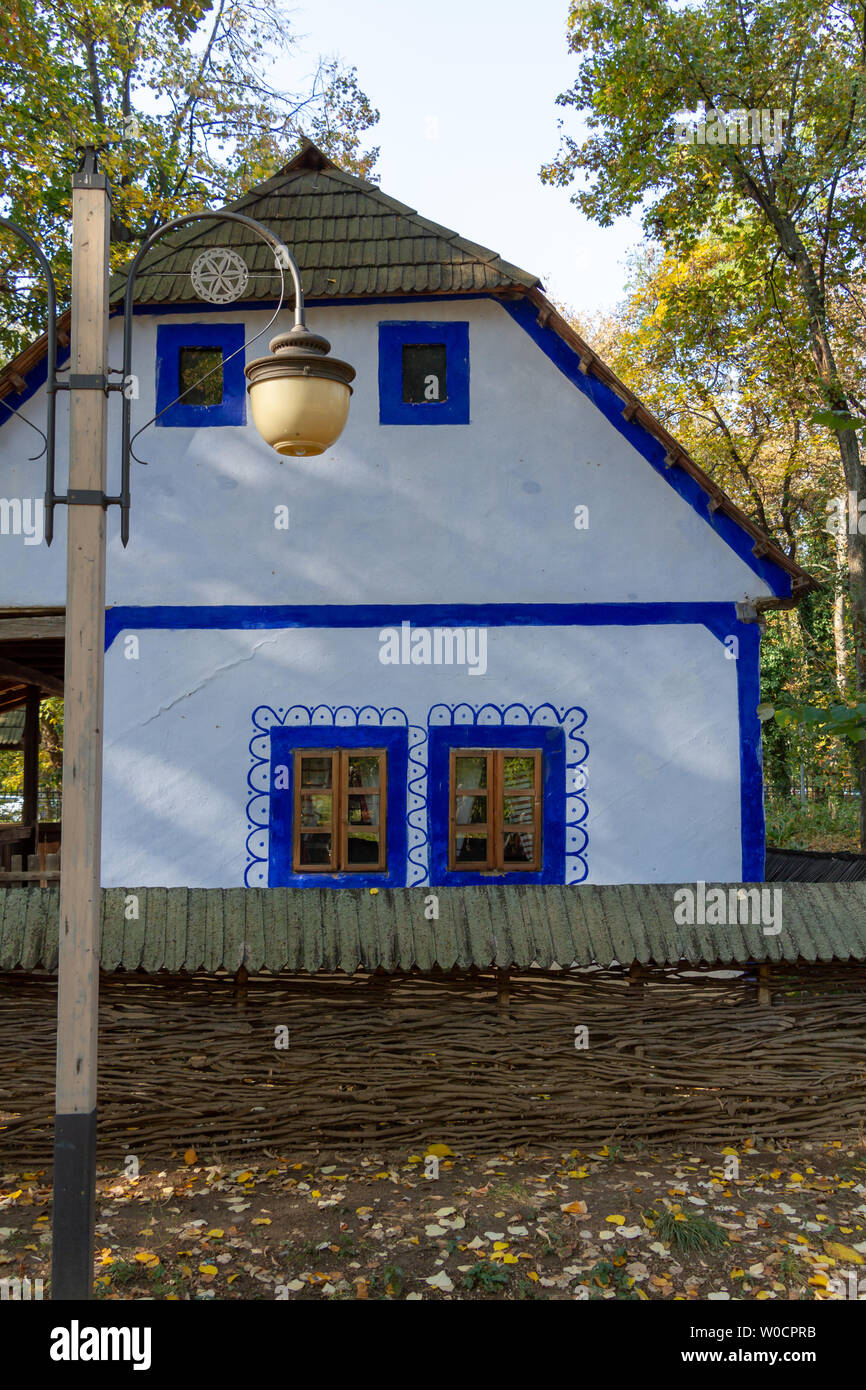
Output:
left=347, top=756, right=380, bottom=788
left=503, top=830, right=535, bottom=864
left=503, top=792, right=534, bottom=823
left=299, top=832, right=332, bottom=864
left=455, top=834, right=487, bottom=863
left=347, top=832, right=380, bottom=864
left=503, top=756, right=535, bottom=789
left=300, top=792, right=332, bottom=827
left=455, top=756, right=487, bottom=789
left=179, top=346, right=223, bottom=406
left=347, top=793, right=379, bottom=826
left=300, top=756, right=332, bottom=788
left=402, top=343, right=447, bottom=403
left=455, top=794, right=487, bottom=826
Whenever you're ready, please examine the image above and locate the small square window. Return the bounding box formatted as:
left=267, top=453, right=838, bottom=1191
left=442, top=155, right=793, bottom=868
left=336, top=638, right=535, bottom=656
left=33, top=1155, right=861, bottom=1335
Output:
left=379, top=321, right=469, bottom=424
left=402, top=343, right=447, bottom=403
left=178, top=346, right=224, bottom=407
left=156, top=322, right=245, bottom=427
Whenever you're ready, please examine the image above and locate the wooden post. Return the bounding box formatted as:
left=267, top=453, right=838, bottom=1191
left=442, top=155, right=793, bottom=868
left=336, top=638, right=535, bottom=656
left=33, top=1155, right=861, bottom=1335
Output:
left=52, top=155, right=110, bottom=1302
left=21, top=683, right=40, bottom=855
left=495, top=968, right=510, bottom=1011
left=758, top=963, right=771, bottom=1007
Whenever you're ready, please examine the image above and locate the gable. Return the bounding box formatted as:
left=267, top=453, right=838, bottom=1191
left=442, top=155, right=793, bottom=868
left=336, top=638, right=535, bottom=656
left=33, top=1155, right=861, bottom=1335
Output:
left=0, top=142, right=810, bottom=607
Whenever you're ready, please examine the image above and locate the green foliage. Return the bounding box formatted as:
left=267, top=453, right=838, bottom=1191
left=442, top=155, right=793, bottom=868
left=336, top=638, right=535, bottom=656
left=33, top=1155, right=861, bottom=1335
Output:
left=764, top=793, right=859, bottom=851
left=0, top=697, right=64, bottom=812
left=653, top=1209, right=729, bottom=1255
left=582, top=1248, right=638, bottom=1298
left=0, top=0, right=379, bottom=358
left=462, top=1262, right=510, bottom=1293
left=760, top=694, right=866, bottom=742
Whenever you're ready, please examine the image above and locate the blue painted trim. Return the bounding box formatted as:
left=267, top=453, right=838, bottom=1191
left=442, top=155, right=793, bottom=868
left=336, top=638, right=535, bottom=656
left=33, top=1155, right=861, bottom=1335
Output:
left=105, top=601, right=744, bottom=649
left=124, top=293, right=491, bottom=317
left=428, top=723, right=566, bottom=886
left=267, top=724, right=409, bottom=888
left=736, top=624, right=765, bottom=880
left=155, top=321, right=246, bottom=427
left=0, top=342, right=71, bottom=420
left=500, top=297, right=792, bottom=601
left=378, top=321, right=470, bottom=425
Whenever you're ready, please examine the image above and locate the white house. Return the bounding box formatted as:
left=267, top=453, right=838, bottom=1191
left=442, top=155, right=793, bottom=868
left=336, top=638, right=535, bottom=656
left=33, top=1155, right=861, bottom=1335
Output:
left=0, top=143, right=809, bottom=890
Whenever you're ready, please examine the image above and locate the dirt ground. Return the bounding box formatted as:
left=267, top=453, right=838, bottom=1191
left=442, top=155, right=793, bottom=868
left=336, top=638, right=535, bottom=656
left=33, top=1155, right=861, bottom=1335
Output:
left=2, top=1137, right=865, bottom=1301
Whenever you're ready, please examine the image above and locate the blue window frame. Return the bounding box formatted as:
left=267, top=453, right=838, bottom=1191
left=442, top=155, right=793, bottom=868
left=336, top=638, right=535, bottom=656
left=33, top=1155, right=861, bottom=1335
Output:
left=378, top=320, right=470, bottom=425
left=268, top=724, right=409, bottom=887
left=428, top=724, right=565, bottom=886
left=156, top=321, right=246, bottom=427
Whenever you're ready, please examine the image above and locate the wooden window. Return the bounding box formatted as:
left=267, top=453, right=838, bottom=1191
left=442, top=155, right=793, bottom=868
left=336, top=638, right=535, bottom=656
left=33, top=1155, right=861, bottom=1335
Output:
left=449, top=749, right=542, bottom=872
left=293, top=749, right=386, bottom=873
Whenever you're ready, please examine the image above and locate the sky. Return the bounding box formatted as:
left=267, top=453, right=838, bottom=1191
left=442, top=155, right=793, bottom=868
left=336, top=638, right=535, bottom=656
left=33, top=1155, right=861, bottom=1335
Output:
left=276, top=0, right=646, bottom=320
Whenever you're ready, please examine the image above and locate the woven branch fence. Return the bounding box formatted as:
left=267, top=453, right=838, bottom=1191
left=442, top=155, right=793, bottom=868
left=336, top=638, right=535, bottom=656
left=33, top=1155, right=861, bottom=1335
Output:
left=1, top=964, right=865, bottom=1163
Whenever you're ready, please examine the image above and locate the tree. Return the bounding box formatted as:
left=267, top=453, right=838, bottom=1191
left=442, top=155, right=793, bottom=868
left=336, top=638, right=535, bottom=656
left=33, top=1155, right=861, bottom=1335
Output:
left=0, top=0, right=379, bottom=355
left=543, top=0, right=866, bottom=841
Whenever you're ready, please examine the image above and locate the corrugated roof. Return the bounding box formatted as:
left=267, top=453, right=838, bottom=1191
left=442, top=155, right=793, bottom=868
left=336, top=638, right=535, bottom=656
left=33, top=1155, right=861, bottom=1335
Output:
left=106, top=143, right=540, bottom=308
left=0, top=709, right=25, bottom=747
left=2, top=884, right=864, bottom=974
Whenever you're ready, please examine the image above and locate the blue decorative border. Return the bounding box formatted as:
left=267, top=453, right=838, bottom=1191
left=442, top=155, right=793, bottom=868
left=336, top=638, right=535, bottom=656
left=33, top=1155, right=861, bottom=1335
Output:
left=378, top=321, right=469, bottom=425
left=427, top=703, right=588, bottom=885
left=246, top=704, right=428, bottom=888
left=107, top=603, right=760, bottom=881
left=156, top=321, right=246, bottom=427
left=106, top=602, right=746, bottom=648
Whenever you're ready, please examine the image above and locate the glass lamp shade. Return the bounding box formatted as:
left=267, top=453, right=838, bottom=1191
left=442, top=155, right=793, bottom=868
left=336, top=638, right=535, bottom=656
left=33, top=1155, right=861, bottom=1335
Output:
left=245, top=325, right=355, bottom=457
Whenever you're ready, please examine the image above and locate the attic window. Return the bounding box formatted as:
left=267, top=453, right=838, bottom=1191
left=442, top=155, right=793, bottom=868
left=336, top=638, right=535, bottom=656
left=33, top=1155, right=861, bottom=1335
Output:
left=402, top=343, right=447, bottom=403
left=379, top=321, right=469, bottom=425
left=156, top=322, right=245, bottom=427
left=178, top=346, right=223, bottom=407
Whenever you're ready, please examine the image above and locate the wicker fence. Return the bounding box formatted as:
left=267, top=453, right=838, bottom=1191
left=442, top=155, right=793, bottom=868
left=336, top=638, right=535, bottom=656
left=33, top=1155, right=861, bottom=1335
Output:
left=2, top=963, right=865, bottom=1163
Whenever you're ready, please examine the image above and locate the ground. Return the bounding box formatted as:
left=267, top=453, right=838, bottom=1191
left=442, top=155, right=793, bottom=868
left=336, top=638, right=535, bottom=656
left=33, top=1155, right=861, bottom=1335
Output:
left=2, top=1139, right=865, bottom=1301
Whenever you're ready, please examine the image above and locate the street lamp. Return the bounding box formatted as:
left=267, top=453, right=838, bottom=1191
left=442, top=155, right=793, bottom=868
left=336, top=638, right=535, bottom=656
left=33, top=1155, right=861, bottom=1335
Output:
left=0, top=146, right=354, bottom=1300
left=245, top=325, right=355, bottom=456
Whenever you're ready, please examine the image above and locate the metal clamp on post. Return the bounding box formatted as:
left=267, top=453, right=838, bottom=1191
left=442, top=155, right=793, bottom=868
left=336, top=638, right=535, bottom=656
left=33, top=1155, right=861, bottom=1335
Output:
left=56, top=490, right=122, bottom=509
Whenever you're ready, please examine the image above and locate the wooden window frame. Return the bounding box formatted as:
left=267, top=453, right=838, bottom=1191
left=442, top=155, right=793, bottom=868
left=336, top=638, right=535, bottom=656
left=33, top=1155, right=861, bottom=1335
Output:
left=448, top=748, right=542, bottom=873
left=292, top=748, right=387, bottom=874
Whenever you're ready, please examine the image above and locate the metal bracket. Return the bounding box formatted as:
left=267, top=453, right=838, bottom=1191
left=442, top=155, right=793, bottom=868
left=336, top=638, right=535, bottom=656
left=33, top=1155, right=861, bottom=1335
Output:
left=52, top=374, right=125, bottom=395
left=56, top=490, right=122, bottom=509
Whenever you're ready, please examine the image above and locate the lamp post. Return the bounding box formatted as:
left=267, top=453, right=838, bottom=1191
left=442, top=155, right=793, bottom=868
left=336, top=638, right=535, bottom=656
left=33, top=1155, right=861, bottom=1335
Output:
left=1, top=146, right=354, bottom=1300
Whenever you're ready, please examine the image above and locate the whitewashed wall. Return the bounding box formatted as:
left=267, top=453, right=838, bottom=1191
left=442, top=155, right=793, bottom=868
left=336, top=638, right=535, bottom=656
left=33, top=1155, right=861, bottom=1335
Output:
left=101, top=621, right=741, bottom=887
left=0, top=298, right=774, bottom=606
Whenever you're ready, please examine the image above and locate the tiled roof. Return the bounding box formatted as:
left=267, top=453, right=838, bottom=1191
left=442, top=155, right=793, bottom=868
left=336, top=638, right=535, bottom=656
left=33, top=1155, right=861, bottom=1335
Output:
left=108, top=143, right=540, bottom=307
left=2, top=883, right=865, bottom=974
